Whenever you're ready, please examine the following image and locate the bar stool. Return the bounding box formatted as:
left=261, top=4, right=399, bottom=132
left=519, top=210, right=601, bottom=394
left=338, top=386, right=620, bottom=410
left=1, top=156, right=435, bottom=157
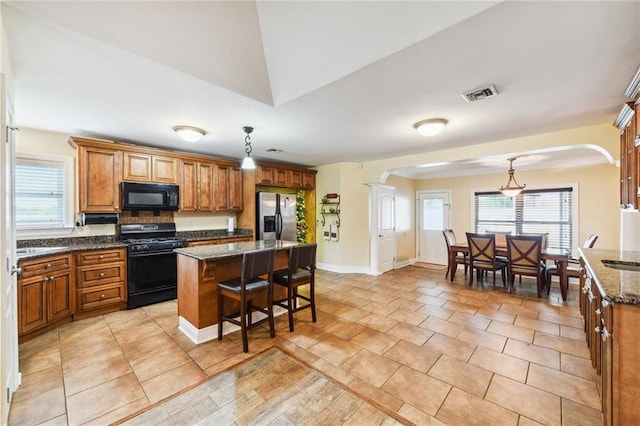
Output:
left=217, top=248, right=276, bottom=353
left=273, top=243, right=317, bottom=332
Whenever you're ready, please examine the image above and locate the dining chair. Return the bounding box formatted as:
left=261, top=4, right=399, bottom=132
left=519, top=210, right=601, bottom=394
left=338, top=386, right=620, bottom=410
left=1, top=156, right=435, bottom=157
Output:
left=217, top=248, right=276, bottom=353
left=272, top=243, right=317, bottom=332
left=466, top=233, right=507, bottom=287
left=546, top=234, right=598, bottom=294
left=443, top=229, right=468, bottom=280
left=505, top=234, right=546, bottom=297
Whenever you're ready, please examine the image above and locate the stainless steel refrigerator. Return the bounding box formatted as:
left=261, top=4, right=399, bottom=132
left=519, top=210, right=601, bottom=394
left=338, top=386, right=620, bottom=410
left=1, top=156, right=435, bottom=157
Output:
left=256, top=192, right=297, bottom=241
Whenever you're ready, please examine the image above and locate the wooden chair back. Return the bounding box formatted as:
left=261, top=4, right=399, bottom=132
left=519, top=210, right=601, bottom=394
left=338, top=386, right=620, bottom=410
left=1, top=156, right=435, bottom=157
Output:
left=466, top=233, right=497, bottom=263
left=506, top=235, right=543, bottom=269
left=443, top=229, right=457, bottom=250
left=518, top=232, right=548, bottom=248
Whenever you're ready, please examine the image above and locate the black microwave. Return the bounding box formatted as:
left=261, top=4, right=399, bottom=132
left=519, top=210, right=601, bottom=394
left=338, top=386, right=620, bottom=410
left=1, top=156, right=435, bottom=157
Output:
left=121, top=182, right=179, bottom=211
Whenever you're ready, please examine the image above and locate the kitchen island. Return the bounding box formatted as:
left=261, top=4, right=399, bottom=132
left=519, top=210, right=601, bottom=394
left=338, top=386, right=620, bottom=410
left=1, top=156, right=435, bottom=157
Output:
left=579, top=248, right=640, bottom=426
left=175, top=240, right=297, bottom=344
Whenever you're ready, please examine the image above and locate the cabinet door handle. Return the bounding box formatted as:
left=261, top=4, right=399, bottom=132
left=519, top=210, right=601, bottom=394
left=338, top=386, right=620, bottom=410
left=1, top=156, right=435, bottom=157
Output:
left=594, top=326, right=600, bottom=334
left=601, top=327, right=610, bottom=342
left=99, top=255, right=104, bottom=259
left=99, top=272, right=105, bottom=277
left=46, top=263, right=51, bottom=269
left=100, top=294, right=105, bottom=299
left=601, top=300, right=610, bottom=308
left=595, top=309, right=601, bottom=316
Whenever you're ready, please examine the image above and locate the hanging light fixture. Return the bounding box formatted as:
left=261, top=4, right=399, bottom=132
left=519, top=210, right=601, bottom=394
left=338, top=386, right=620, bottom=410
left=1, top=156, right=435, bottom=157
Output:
left=500, top=157, right=526, bottom=197
left=241, top=126, right=256, bottom=170
left=172, top=125, right=206, bottom=142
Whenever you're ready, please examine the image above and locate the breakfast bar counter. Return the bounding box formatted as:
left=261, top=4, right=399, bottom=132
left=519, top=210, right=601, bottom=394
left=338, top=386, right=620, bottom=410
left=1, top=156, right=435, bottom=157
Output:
left=175, top=240, right=297, bottom=344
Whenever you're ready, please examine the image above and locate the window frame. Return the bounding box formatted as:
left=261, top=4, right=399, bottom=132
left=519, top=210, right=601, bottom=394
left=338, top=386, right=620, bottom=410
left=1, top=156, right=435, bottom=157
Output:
left=470, top=183, right=579, bottom=255
left=15, top=152, right=75, bottom=237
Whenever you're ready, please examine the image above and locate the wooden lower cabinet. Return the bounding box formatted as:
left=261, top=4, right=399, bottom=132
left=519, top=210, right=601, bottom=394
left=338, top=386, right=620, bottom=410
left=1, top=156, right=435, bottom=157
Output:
left=18, top=254, right=74, bottom=338
left=74, top=248, right=126, bottom=318
left=581, top=260, right=640, bottom=425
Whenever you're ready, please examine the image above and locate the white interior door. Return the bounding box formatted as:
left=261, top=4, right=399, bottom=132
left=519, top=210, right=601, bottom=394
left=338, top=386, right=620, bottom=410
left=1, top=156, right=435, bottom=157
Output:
left=2, top=75, right=19, bottom=420
left=369, top=184, right=395, bottom=275
left=418, top=191, right=450, bottom=264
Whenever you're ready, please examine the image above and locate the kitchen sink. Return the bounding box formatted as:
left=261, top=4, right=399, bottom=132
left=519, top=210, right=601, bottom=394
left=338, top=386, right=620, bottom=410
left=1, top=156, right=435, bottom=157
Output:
left=601, top=259, right=640, bottom=272
left=16, top=246, right=68, bottom=255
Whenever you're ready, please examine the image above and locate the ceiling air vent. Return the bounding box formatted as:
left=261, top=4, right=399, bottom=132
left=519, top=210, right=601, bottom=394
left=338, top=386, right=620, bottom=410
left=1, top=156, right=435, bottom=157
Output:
left=461, top=85, right=499, bottom=103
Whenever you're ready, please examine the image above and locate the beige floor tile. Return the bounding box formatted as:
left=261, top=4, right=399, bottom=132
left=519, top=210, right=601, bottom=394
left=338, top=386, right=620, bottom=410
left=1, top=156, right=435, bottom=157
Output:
left=360, top=302, right=399, bottom=316
left=469, top=346, right=529, bottom=383
left=437, top=387, right=519, bottom=426
left=307, top=335, right=361, bottom=366
left=383, top=340, right=441, bottom=374
left=63, top=353, right=132, bottom=396
left=356, top=313, right=399, bottom=333
left=111, top=317, right=165, bottom=345
left=12, top=365, right=63, bottom=402
left=441, top=300, right=478, bottom=315
left=537, top=311, right=583, bottom=328
left=387, top=298, right=425, bottom=312
left=387, top=309, right=429, bottom=326
left=428, top=355, right=492, bottom=397
left=487, top=321, right=535, bottom=343
left=322, top=319, right=367, bottom=340
left=499, top=303, right=539, bottom=320
left=559, top=324, right=587, bottom=341
left=328, top=390, right=364, bottom=420
left=66, top=373, right=147, bottom=425
left=514, top=316, right=560, bottom=335
left=517, top=416, right=544, bottom=426
left=334, top=305, right=370, bottom=322
left=420, top=316, right=464, bottom=338
left=526, top=363, right=601, bottom=410
left=60, top=337, right=122, bottom=373
left=128, top=339, right=192, bottom=382
left=387, top=322, right=434, bottom=346
left=312, top=358, right=356, bottom=386
left=456, top=327, right=507, bottom=352
left=474, top=307, right=516, bottom=324
left=84, top=396, right=150, bottom=426
left=8, top=386, right=66, bottom=426
left=19, top=345, right=61, bottom=376
left=341, top=348, right=401, bottom=388
left=140, top=360, right=208, bottom=404
left=398, top=403, right=445, bottom=426
left=38, top=414, right=68, bottom=426
left=448, top=311, right=491, bottom=330
left=416, top=303, right=457, bottom=320
left=18, top=329, right=59, bottom=360
left=533, top=332, right=590, bottom=359
left=424, top=333, right=477, bottom=362
left=382, top=366, right=451, bottom=416
left=503, top=338, right=560, bottom=369
left=485, top=375, right=561, bottom=426
left=416, top=294, right=448, bottom=307
left=561, top=398, right=604, bottom=426
left=560, top=352, right=597, bottom=381
left=349, top=327, right=400, bottom=355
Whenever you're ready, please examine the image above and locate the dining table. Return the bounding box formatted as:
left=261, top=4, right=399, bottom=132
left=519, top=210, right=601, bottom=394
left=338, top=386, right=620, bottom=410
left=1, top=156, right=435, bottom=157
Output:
left=448, top=242, right=571, bottom=301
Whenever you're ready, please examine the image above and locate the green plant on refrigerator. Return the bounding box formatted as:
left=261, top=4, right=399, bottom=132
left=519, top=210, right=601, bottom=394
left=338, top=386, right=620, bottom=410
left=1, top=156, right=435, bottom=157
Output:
left=296, top=191, right=308, bottom=243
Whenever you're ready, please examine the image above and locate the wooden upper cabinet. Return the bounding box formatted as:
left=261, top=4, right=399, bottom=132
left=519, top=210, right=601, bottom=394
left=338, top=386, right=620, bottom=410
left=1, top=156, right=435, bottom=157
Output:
left=77, top=145, right=122, bottom=212
left=123, top=152, right=178, bottom=184
left=215, top=164, right=243, bottom=211
left=180, top=160, right=214, bottom=212
left=256, top=165, right=275, bottom=185
left=254, top=162, right=316, bottom=189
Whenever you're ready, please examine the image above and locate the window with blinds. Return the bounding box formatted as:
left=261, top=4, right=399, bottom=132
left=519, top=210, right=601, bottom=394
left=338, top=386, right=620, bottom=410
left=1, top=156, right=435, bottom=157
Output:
left=474, top=187, right=574, bottom=252
left=15, top=153, right=74, bottom=232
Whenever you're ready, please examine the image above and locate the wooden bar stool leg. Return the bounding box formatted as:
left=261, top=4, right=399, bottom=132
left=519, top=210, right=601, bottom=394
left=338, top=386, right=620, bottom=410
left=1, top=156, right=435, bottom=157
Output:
left=217, top=289, right=224, bottom=341
left=240, top=293, right=248, bottom=353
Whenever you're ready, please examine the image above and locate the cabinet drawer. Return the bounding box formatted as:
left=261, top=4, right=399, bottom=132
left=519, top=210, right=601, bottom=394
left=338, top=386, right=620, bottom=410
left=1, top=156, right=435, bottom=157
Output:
left=76, top=248, right=126, bottom=266
left=77, top=284, right=125, bottom=311
left=76, top=264, right=125, bottom=288
left=20, top=255, right=72, bottom=279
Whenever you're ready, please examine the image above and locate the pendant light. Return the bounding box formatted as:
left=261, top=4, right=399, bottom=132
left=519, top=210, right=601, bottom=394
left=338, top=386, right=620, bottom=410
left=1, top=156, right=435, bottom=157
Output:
left=500, top=157, right=526, bottom=197
left=241, top=126, right=256, bottom=170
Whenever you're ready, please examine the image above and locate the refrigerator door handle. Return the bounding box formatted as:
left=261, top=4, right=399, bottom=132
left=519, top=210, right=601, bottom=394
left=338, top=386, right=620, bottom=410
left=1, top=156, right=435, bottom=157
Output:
left=276, top=213, right=283, bottom=239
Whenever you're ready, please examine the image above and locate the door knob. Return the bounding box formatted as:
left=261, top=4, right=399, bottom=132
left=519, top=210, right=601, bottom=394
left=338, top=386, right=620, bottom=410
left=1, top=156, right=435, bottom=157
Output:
left=10, top=266, right=22, bottom=277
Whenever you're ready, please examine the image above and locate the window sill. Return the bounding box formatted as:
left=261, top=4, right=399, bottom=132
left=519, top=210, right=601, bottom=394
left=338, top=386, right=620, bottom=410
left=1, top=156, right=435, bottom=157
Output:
left=17, top=226, right=75, bottom=239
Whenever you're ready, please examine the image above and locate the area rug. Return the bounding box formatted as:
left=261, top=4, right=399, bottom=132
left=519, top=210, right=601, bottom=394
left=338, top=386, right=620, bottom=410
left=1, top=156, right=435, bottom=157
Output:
left=119, top=348, right=403, bottom=425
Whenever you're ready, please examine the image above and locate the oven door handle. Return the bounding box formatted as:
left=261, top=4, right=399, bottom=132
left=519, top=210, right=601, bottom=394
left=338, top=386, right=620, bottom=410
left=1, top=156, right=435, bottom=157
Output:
left=128, top=250, right=176, bottom=257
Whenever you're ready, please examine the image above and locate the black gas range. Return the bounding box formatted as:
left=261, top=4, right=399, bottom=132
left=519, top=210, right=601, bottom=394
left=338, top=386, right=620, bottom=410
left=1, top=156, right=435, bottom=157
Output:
left=118, top=223, right=187, bottom=309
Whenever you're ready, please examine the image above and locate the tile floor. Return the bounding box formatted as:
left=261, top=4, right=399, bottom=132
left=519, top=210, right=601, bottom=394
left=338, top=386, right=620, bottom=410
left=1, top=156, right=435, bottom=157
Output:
left=9, top=264, right=604, bottom=425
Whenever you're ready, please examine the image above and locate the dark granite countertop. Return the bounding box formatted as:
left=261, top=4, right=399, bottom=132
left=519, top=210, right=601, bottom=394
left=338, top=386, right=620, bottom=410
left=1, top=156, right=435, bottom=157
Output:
left=176, top=228, right=253, bottom=242
left=16, top=236, right=126, bottom=261
left=175, top=240, right=297, bottom=261
left=579, top=248, right=640, bottom=306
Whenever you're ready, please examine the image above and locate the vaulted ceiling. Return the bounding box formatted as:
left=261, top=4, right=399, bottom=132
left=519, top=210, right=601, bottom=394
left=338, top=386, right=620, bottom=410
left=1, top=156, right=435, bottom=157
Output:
left=3, top=1, right=639, bottom=174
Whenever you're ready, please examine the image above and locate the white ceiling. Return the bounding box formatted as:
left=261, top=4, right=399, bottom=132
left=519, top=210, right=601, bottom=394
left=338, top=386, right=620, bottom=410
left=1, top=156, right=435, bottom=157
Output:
left=3, top=1, right=639, bottom=177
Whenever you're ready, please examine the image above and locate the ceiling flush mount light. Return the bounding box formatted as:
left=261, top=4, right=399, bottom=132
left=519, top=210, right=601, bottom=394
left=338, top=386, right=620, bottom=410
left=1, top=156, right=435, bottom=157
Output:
left=500, top=157, right=526, bottom=197
left=173, top=125, right=206, bottom=142
left=413, top=118, right=448, bottom=137
left=241, top=126, right=256, bottom=170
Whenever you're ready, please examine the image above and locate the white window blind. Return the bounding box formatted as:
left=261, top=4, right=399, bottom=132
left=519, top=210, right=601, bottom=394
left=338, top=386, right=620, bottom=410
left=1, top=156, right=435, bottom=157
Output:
left=474, top=187, right=574, bottom=252
left=15, top=154, right=73, bottom=231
